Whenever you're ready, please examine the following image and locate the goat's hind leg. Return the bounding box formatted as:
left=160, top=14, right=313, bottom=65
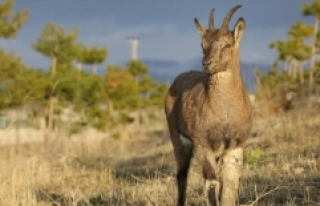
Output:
left=176, top=135, right=193, bottom=206
left=165, top=100, right=193, bottom=206
left=170, top=131, right=193, bottom=206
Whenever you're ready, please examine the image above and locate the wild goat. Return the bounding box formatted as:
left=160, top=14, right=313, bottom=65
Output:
left=165, top=5, right=252, bottom=206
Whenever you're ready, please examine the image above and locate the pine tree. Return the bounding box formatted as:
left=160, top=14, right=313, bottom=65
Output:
left=0, top=49, right=26, bottom=108
left=0, top=0, right=29, bottom=39
left=126, top=60, right=149, bottom=84
left=32, top=22, right=79, bottom=74
left=105, top=65, right=138, bottom=110
left=301, top=0, right=320, bottom=102
left=81, top=46, right=108, bottom=74
left=32, top=22, right=79, bottom=131
left=287, top=21, right=312, bottom=83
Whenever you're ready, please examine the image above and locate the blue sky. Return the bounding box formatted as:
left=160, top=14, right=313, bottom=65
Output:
left=0, top=0, right=314, bottom=70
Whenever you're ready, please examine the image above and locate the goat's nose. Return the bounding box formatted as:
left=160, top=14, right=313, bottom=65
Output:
left=202, top=60, right=211, bottom=66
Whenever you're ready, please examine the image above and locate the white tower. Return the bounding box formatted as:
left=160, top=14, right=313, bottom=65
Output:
left=126, top=36, right=140, bottom=60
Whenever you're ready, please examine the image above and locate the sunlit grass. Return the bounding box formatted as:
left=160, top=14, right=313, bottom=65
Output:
left=0, top=107, right=319, bottom=205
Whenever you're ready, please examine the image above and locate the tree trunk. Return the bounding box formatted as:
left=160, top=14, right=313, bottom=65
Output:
left=308, top=17, right=319, bottom=107
left=108, top=100, right=113, bottom=116
left=284, top=60, right=289, bottom=72
left=220, top=148, right=243, bottom=206
left=145, top=92, right=150, bottom=100
left=48, top=54, right=57, bottom=134
left=292, top=60, right=297, bottom=79
left=92, top=63, right=97, bottom=74
left=51, top=55, right=57, bottom=75
left=48, top=96, right=55, bottom=132
left=288, top=60, right=293, bottom=76
left=298, top=61, right=304, bottom=85
left=77, top=61, right=82, bottom=71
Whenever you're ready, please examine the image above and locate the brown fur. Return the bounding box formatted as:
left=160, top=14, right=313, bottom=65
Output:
left=165, top=5, right=252, bottom=206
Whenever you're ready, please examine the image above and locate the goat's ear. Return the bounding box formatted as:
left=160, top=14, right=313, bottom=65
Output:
left=233, top=17, right=245, bottom=47
left=194, top=18, right=206, bottom=36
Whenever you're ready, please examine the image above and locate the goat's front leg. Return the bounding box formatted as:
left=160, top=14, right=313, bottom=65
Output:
left=220, top=147, right=243, bottom=206
left=201, top=151, right=222, bottom=206
left=204, top=178, right=220, bottom=206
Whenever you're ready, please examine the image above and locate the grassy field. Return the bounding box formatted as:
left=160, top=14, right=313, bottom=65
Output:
left=0, top=107, right=319, bottom=206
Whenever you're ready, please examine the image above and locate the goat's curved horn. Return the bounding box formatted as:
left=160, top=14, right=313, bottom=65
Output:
left=208, top=8, right=215, bottom=30
left=221, top=5, right=242, bottom=30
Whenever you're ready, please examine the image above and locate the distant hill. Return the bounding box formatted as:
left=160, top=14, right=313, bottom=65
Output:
left=90, top=58, right=270, bottom=93
left=142, top=58, right=270, bottom=93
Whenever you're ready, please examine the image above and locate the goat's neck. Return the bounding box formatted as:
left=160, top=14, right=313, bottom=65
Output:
left=206, top=59, right=243, bottom=100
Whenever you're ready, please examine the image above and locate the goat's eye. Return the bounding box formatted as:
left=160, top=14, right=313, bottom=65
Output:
left=223, top=44, right=231, bottom=50
left=202, top=48, right=207, bottom=54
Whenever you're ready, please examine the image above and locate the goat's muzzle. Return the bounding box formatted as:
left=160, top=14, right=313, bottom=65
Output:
left=202, top=60, right=212, bottom=66
left=202, top=60, right=214, bottom=74
left=203, top=62, right=227, bottom=75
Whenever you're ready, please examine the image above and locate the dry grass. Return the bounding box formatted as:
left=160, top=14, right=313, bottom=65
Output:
left=0, top=108, right=320, bottom=205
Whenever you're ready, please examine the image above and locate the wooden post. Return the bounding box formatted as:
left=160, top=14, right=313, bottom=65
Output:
left=220, top=148, right=243, bottom=206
